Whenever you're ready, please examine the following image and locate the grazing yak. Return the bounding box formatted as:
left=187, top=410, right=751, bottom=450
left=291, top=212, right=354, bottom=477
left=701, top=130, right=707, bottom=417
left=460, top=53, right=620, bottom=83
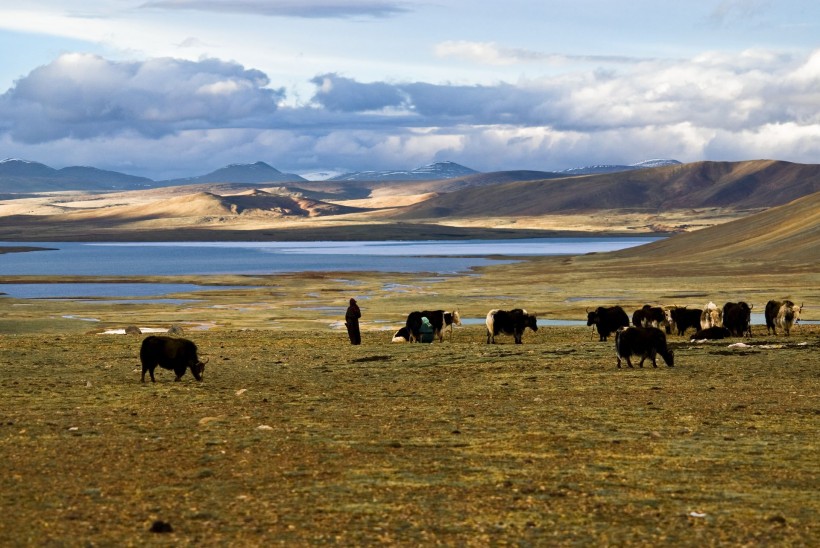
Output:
left=632, top=304, right=670, bottom=333
left=140, top=335, right=207, bottom=383
left=765, top=300, right=802, bottom=336
left=405, top=310, right=461, bottom=342
left=615, top=326, right=674, bottom=368
left=700, top=301, right=723, bottom=330
left=587, top=306, right=629, bottom=342
left=486, top=309, right=538, bottom=344
left=723, top=301, right=753, bottom=337
left=690, top=326, right=732, bottom=341
left=669, top=307, right=703, bottom=336
left=391, top=326, right=412, bottom=343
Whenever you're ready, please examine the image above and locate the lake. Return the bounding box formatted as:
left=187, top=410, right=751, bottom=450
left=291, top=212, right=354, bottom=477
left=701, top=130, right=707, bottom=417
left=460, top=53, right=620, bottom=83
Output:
left=0, top=238, right=658, bottom=299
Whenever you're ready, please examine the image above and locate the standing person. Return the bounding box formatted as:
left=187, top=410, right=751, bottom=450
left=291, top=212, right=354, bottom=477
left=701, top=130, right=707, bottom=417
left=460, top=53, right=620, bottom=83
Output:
left=345, top=298, right=362, bottom=345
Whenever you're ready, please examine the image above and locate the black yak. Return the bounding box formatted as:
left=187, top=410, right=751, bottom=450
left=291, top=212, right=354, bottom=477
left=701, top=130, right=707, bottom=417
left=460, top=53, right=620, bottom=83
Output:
left=615, top=326, right=674, bottom=368
left=140, top=335, right=207, bottom=383
left=486, top=308, right=538, bottom=344
left=690, top=326, right=732, bottom=341
left=587, top=306, right=629, bottom=342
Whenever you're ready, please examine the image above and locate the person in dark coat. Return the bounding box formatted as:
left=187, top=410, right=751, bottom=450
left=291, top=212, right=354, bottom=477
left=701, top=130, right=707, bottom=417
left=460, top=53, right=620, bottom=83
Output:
left=345, top=298, right=362, bottom=345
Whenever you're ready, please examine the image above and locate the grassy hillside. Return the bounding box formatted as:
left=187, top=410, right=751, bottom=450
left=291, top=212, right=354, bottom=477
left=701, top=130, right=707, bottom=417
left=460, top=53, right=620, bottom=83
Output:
left=607, top=191, right=820, bottom=264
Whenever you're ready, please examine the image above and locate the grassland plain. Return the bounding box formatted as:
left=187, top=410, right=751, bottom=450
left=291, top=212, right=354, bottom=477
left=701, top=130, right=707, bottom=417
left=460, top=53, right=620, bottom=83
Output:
left=0, top=193, right=818, bottom=544
left=0, top=324, right=818, bottom=546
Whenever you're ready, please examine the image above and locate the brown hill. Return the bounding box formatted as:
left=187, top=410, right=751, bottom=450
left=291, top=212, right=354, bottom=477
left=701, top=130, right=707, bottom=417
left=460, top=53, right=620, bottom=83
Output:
left=291, top=170, right=560, bottom=202
left=61, top=189, right=364, bottom=221
left=606, top=190, right=820, bottom=265
left=391, top=160, right=820, bottom=219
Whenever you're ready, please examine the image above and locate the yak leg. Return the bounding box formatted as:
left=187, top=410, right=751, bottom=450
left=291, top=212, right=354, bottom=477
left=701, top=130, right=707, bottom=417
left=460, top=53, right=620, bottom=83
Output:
left=173, top=364, right=187, bottom=381
left=141, top=364, right=156, bottom=383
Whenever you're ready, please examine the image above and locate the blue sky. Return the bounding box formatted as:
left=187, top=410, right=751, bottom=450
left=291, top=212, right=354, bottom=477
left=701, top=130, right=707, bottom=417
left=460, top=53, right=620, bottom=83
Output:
left=1, top=0, right=819, bottom=180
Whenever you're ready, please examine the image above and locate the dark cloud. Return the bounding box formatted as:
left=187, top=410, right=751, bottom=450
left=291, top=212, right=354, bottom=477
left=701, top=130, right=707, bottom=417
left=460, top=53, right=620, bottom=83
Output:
left=310, top=74, right=406, bottom=112
left=141, top=0, right=411, bottom=19
left=0, top=54, right=284, bottom=143
left=308, top=73, right=562, bottom=126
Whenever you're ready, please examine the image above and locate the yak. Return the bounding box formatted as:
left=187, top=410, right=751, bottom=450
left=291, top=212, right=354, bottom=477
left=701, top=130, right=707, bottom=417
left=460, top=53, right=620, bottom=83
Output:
left=765, top=300, right=802, bottom=336
left=140, top=335, right=207, bottom=383
left=486, top=308, right=538, bottom=344
left=723, top=301, right=753, bottom=337
left=587, top=306, right=629, bottom=342
left=615, top=326, right=674, bottom=368
left=700, top=301, right=723, bottom=330
left=690, top=326, right=732, bottom=341
left=405, top=309, right=461, bottom=342
left=632, top=304, right=670, bottom=333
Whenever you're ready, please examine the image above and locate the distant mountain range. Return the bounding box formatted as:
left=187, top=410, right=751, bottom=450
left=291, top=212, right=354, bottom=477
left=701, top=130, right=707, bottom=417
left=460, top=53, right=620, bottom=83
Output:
left=158, top=162, right=306, bottom=186
left=0, top=157, right=683, bottom=193
left=2, top=158, right=819, bottom=244
left=0, top=158, right=153, bottom=193
left=328, top=161, right=479, bottom=181
left=558, top=159, right=681, bottom=175
left=391, top=160, right=820, bottom=219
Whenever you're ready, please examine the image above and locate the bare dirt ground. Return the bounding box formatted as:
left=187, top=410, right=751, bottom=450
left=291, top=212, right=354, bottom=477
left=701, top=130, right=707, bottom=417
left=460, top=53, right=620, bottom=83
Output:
left=1, top=325, right=818, bottom=545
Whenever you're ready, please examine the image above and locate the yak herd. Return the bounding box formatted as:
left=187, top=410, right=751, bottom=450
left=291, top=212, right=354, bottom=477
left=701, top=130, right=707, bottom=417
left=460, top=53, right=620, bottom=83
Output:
left=138, top=299, right=804, bottom=381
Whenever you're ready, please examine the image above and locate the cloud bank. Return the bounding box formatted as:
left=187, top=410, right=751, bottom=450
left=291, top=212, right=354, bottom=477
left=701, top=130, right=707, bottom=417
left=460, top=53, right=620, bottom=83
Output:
left=140, top=0, right=411, bottom=19
left=0, top=54, right=284, bottom=143
left=1, top=48, right=820, bottom=178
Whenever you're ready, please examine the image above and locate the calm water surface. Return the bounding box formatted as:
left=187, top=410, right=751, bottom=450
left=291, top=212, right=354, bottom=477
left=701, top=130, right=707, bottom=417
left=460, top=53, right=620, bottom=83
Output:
left=0, top=238, right=658, bottom=276
left=1, top=238, right=658, bottom=299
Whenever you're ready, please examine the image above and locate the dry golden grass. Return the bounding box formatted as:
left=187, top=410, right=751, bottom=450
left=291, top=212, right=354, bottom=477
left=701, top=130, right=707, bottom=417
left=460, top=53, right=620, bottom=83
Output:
left=1, top=326, right=818, bottom=545
left=0, top=188, right=817, bottom=544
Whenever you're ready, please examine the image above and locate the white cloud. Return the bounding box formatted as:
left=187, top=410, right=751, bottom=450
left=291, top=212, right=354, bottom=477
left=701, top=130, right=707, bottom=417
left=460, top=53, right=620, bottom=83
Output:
left=2, top=47, right=820, bottom=177
left=0, top=54, right=284, bottom=142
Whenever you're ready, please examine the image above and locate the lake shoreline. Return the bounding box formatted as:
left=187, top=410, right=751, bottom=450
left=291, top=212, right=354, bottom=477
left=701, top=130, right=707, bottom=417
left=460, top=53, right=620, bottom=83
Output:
left=0, top=246, right=57, bottom=255
left=0, top=223, right=673, bottom=244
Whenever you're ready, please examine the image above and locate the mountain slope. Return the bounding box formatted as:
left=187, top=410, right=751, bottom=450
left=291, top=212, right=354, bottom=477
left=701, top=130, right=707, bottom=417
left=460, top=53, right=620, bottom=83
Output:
left=606, top=190, right=820, bottom=264
left=391, top=160, right=820, bottom=219
left=0, top=159, right=153, bottom=192
left=159, top=162, right=306, bottom=185
left=558, top=158, right=681, bottom=175
left=62, top=189, right=362, bottom=221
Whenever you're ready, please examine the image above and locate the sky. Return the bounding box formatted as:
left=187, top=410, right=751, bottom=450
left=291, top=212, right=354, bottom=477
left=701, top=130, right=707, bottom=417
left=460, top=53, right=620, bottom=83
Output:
left=0, top=0, right=819, bottom=180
